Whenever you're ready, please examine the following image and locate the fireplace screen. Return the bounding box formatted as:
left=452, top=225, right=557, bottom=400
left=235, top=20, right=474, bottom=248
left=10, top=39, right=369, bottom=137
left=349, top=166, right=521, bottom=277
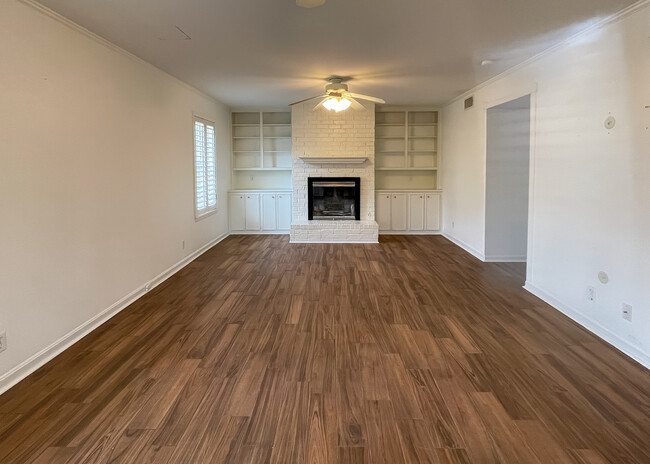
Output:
left=308, top=177, right=361, bottom=220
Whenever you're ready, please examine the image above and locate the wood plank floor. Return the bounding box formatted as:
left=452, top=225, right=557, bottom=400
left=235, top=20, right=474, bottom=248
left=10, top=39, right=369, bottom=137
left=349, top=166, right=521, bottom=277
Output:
left=1, top=235, right=649, bottom=463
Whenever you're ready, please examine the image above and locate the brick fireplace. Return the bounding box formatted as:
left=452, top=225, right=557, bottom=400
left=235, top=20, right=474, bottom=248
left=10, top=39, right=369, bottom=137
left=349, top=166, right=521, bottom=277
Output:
left=290, top=101, right=379, bottom=243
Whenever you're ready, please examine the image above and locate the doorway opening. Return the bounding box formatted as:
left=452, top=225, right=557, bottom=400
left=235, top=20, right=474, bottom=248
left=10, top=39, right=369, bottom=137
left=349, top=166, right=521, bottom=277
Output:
left=485, top=94, right=532, bottom=279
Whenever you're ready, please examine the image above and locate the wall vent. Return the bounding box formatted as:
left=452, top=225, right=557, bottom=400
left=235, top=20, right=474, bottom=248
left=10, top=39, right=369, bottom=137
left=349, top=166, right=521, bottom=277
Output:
left=464, top=96, right=474, bottom=110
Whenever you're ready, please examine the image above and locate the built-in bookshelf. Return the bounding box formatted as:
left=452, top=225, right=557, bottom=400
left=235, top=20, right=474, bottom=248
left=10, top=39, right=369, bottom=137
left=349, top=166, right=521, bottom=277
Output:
left=375, top=109, right=439, bottom=190
left=231, top=111, right=292, bottom=190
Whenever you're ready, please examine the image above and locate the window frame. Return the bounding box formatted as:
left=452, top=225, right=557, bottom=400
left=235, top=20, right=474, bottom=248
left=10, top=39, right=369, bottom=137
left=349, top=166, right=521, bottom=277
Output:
left=193, top=116, right=218, bottom=220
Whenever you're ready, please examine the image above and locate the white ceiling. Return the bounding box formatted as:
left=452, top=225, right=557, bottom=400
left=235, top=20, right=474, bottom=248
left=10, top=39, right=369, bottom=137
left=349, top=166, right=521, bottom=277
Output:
left=37, top=0, right=637, bottom=107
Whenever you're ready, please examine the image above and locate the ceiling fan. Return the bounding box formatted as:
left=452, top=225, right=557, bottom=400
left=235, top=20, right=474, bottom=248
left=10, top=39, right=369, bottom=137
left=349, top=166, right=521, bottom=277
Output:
left=290, top=77, right=386, bottom=112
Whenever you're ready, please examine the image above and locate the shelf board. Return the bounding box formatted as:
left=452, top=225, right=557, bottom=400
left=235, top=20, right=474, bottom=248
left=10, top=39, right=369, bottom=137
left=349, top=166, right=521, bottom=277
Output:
left=409, top=136, right=437, bottom=139
left=263, top=151, right=292, bottom=153
left=233, top=167, right=292, bottom=171
left=375, top=167, right=438, bottom=171
left=375, top=123, right=406, bottom=127
left=408, top=151, right=437, bottom=154
left=408, top=123, right=438, bottom=126
left=376, top=189, right=443, bottom=192
left=233, top=150, right=261, bottom=153
left=232, top=137, right=260, bottom=139
left=376, top=151, right=406, bottom=155
left=375, top=137, right=406, bottom=140
left=263, top=124, right=291, bottom=127
left=263, top=136, right=291, bottom=139
left=232, top=124, right=259, bottom=127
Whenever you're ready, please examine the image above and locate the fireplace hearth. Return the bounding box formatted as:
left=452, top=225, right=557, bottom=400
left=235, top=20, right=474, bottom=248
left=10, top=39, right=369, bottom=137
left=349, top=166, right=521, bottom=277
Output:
left=308, top=177, right=361, bottom=220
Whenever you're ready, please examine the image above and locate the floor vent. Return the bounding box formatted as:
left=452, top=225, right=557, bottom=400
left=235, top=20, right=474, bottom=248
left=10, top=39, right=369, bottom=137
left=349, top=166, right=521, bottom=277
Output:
left=464, top=96, right=474, bottom=110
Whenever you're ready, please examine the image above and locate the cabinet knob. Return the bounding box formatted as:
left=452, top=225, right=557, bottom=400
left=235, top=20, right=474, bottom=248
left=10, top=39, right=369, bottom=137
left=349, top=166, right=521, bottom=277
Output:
left=272, top=196, right=275, bottom=199
left=247, top=196, right=250, bottom=199
left=427, top=195, right=430, bottom=198
left=420, top=195, right=423, bottom=198
left=279, top=195, right=283, bottom=198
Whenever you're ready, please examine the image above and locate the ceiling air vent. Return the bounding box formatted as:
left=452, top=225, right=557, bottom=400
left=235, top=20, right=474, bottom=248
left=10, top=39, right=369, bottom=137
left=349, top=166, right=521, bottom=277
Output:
left=464, top=96, right=474, bottom=110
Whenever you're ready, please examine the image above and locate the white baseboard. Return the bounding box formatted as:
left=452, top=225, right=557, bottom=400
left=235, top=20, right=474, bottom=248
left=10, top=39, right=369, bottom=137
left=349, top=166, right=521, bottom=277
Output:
left=289, top=240, right=379, bottom=244
left=379, top=231, right=442, bottom=235
left=442, top=233, right=486, bottom=261
left=484, top=254, right=527, bottom=263
left=0, top=232, right=230, bottom=396
left=230, top=231, right=290, bottom=235
left=524, top=281, right=650, bottom=370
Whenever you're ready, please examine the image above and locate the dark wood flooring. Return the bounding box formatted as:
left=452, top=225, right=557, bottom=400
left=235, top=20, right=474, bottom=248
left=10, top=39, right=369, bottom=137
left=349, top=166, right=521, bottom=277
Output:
left=0, top=235, right=649, bottom=463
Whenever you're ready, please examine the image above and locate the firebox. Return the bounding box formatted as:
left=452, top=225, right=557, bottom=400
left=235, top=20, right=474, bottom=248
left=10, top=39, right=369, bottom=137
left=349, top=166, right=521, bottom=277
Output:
left=308, top=177, right=361, bottom=220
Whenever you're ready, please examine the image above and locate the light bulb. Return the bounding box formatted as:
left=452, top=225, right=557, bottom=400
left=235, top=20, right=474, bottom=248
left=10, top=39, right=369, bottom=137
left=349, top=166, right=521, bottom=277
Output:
left=323, top=97, right=352, bottom=112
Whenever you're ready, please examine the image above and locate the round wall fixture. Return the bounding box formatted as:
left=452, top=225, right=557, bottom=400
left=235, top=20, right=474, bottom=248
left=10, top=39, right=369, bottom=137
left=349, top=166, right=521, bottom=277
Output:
left=598, top=271, right=609, bottom=284
left=604, top=115, right=616, bottom=130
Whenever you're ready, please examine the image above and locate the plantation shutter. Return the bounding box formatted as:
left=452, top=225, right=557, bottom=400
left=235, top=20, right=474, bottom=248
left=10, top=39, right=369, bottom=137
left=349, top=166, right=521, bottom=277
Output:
left=194, top=118, right=217, bottom=216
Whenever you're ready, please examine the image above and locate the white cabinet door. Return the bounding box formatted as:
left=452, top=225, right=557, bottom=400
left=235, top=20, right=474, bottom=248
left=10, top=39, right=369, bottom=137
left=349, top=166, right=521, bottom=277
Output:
left=277, top=193, right=292, bottom=230
left=376, top=193, right=392, bottom=231
left=409, top=193, right=425, bottom=231
left=390, top=194, right=408, bottom=231
left=261, top=194, right=277, bottom=230
left=425, top=193, right=441, bottom=231
left=245, top=193, right=260, bottom=230
left=230, top=194, right=246, bottom=231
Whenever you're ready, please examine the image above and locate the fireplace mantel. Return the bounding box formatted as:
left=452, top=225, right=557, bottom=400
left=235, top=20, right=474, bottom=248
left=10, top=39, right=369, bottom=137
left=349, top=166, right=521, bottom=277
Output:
left=298, top=155, right=368, bottom=164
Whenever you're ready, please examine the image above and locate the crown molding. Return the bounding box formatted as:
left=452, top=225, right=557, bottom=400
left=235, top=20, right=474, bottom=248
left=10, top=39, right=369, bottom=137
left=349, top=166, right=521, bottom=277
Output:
left=444, top=0, right=650, bottom=107
left=18, top=0, right=226, bottom=108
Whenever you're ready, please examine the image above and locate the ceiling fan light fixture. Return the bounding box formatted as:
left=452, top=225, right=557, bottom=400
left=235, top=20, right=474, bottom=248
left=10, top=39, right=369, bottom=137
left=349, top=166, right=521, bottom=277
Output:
left=323, top=97, right=351, bottom=112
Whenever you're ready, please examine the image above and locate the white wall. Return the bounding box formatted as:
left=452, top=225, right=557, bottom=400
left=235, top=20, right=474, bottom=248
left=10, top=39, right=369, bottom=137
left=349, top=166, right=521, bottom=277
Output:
left=0, top=0, right=231, bottom=390
left=485, top=96, right=530, bottom=261
left=442, top=3, right=650, bottom=366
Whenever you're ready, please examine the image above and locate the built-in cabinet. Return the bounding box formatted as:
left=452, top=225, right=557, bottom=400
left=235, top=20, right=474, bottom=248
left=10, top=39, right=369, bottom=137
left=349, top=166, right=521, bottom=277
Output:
left=375, top=107, right=442, bottom=234
left=231, top=110, right=292, bottom=191
left=230, top=109, right=293, bottom=234
left=376, top=191, right=441, bottom=233
left=230, top=191, right=292, bottom=233
left=375, top=108, right=439, bottom=191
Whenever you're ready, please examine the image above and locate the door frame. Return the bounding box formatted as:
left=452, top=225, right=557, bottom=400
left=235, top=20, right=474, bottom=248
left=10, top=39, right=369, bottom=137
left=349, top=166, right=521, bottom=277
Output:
left=482, top=85, right=538, bottom=285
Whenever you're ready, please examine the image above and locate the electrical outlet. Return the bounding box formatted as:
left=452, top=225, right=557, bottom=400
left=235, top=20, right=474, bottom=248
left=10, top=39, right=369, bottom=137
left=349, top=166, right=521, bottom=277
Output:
left=181, top=240, right=185, bottom=250
left=0, top=331, right=7, bottom=353
left=622, top=303, right=632, bottom=322
left=145, top=283, right=151, bottom=292
left=586, top=286, right=595, bottom=301
left=452, top=221, right=455, bottom=228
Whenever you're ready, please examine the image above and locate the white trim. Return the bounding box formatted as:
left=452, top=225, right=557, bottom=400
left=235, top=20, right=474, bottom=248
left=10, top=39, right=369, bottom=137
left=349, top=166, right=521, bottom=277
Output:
left=0, top=232, right=230, bottom=396
left=290, top=240, right=379, bottom=244
left=442, top=233, right=486, bottom=261
left=444, top=0, right=650, bottom=107
left=484, top=255, right=527, bottom=263
left=231, top=231, right=289, bottom=235
left=298, top=156, right=368, bottom=164
left=194, top=116, right=218, bottom=219
left=376, top=105, right=442, bottom=112
left=18, top=0, right=222, bottom=105
left=524, top=282, right=650, bottom=370
left=229, top=189, right=293, bottom=193
left=379, top=231, right=442, bottom=236
left=482, top=88, right=538, bottom=274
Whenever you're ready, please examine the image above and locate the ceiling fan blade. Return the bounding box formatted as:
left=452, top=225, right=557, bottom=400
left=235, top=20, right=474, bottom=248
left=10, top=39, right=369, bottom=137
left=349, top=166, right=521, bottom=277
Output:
left=349, top=93, right=386, bottom=104
left=290, top=94, right=327, bottom=106
left=347, top=97, right=366, bottom=110
left=312, top=98, right=328, bottom=111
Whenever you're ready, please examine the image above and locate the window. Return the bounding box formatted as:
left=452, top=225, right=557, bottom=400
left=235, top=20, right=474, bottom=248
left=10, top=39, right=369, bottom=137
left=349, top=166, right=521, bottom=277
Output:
left=194, top=117, right=217, bottom=217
